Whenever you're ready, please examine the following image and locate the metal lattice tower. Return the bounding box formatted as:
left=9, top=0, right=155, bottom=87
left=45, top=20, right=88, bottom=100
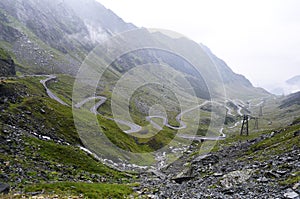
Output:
left=240, top=115, right=249, bottom=136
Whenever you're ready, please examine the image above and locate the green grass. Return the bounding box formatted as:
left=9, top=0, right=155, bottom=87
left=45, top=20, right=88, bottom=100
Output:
left=0, top=134, right=132, bottom=190
left=24, top=182, right=135, bottom=199
left=213, top=128, right=272, bottom=151
left=0, top=131, right=133, bottom=189
left=291, top=117, right=300, bottom=125
left=9, top=95, right=80, bottom=144
left=6, top=76, right=46, bottom=96
left=98, top=116, right=152, bottom=153
left=279, top=171, right=300, bottom=186
left=47, top=74, right=74, bottom=105
left=246, top=124, right=300, bottom=160
left=1, top=76, right=80, bottom=144
left=24, top=74, right=178, bottom=165
left=252, top=96, right=300, bottom=129
left=24, top=137, right=125, bottom=179
left=97, top=114, right=179, bottom=153
left=214, top=122, right=300, bottom=157
left=0, top=47, right=10, bottom=60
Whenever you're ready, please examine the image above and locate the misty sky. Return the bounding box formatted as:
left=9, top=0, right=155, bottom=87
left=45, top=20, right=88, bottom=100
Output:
left=98, top=0, right=300, bottom=91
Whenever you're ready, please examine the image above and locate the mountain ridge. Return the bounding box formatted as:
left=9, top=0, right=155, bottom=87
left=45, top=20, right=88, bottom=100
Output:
left=0, top=0, right=299, bottom=198
left=0, top=0, right=135, bottom=74
left=0, top=0, right=269, bottom=100
left=269, top=75, right=300, bottom=95
left=286, top=75, right=300, bottom=85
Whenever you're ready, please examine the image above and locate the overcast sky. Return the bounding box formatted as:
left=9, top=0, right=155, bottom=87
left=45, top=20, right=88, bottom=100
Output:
left=97, top=0, right=300, bottom=91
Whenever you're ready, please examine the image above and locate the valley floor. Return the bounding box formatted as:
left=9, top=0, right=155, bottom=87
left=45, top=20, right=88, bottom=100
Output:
left=0, top=75, right=299, bottom=198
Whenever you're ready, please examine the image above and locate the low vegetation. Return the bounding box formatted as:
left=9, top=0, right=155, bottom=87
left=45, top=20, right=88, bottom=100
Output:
left=0, top=47, right=10, bottom=60
left=4, top=182, right=135, bottom=199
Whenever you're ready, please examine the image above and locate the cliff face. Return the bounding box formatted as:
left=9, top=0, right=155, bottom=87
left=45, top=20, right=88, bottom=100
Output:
left=0, top=48, right=15, bottom=77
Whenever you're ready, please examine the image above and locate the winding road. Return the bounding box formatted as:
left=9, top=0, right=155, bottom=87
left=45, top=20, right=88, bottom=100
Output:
left=146, top=101, right=210, bottom=131
left=37, top=75, right=271, bottom=171
left=74, top=95, right=142, bottom=134
left=40, top=75, right=69, bottom=106
left=41, top=75, right=238, bottom=140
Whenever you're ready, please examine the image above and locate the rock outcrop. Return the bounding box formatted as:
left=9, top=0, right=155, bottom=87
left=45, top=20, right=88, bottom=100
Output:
left=0, top=48, right=15, bottom=77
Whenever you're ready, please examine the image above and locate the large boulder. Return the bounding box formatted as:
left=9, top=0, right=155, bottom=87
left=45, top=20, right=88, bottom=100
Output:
left=0, top=182, right=10, bottom=194
left=220, top=169, right=253, bottom=189
left=0, top=48, right=15, bottom=77
left=284, top=189, right=299, bottom=199
left=192, top=154, right=219, bottom=166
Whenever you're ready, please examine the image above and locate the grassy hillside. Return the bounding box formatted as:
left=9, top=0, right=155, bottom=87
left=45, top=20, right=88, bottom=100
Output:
left=0, top=47, right=10, bottom=60
left=0, top=74, right=188, bottom=164
left=1, top=74, right=299, bottom=198
left=0, top=76, right=135, bottom=197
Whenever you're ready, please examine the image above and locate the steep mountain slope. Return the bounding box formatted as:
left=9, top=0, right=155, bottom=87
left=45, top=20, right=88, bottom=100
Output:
left=200, top=44, right=252, bottom=87
left=0, top=75, right=141, bottom=197
left=0, top=0, right=134, bottom=74
left=200, top=44, right=269, bottom=99
left=0, top=0, right=268, bottom=100
left=0, top=75, right=298, bottom=198
left=0, top=1, right=299, bottom=198
left=280, top=91, right=300, bottom=108
left=63, top=0, right=135, bottom=36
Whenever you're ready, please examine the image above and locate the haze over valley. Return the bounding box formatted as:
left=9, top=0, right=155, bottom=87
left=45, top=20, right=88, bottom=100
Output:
left=0, top=0, right=299, bottom=198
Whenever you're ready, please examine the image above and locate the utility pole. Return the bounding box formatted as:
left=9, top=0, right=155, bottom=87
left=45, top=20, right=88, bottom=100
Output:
left=224, top=108, right=228, bottom=124
left=259, top=106, right=263, bottom=117
left=240, top=115, right=249, bottom=136
left=254, top=117, right=259, bottom=130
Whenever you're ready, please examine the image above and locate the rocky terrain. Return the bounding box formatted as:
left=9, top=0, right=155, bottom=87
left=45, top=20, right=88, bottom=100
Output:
left=137, top=128, right=300, bottom=199
left=0, top=0, right=134, bottom=74
left=0, top=76, right=139, bottom=198
left=0, top=0, right=299, bottom=198
left=0, top=70, right=299, bottom=198
left=0, top=0, right=269, bottom=100
left=1, top=79, right=299, bottom=199
left=0, top=71, right=300, bottom=198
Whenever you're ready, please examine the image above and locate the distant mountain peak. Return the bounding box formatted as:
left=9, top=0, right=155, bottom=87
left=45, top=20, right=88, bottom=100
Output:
left=286, top=75, right=300, bottom=85
left=269, top=75, right=300, bottom=95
